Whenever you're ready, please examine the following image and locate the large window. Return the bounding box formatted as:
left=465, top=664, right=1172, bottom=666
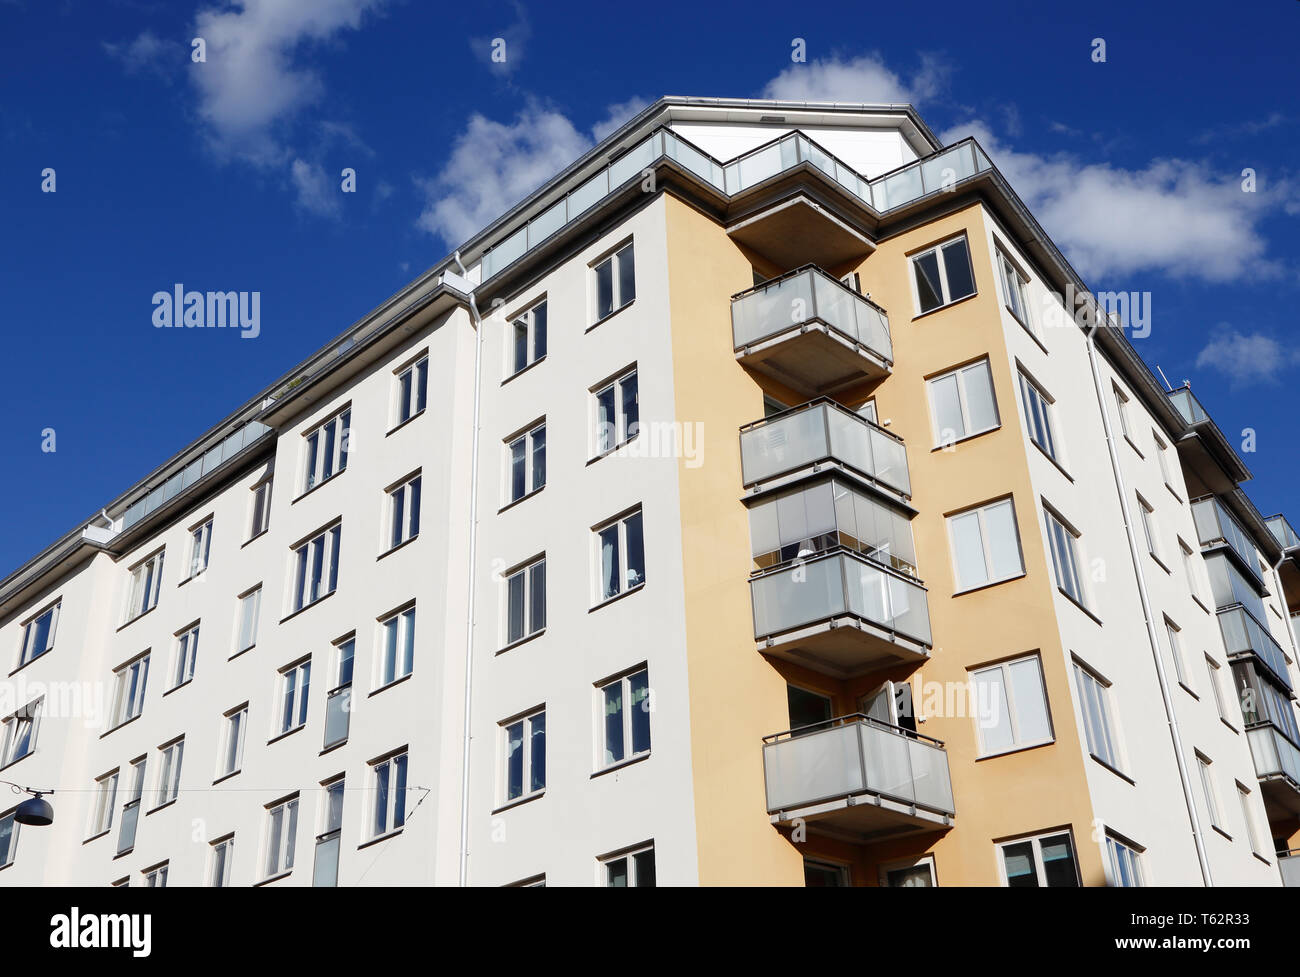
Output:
left=593, top=243, right=635, bottom=321
left=386, top=475, right=422, bottom=550
left=124, top=550, right=165, bottom=622
left=87, top=769, right=119, bottom=838
left=302, top=408, right=350, bottom=492
left=264, top=796, right=299, bottom=878
left=277, top=659, right=311, bottom=735
left=503, top=710, right=545, bottom=803
left=314, top=778, right=345, bottom=887
left=236, top=586, right=261, bottom=655
left=1044, top=507, right=1087, bottom=607
left=602, top=843, right=655, bottom=887
left=598, top=668, right=651, bottom=768
left=18, top=601, right=60, bottom=668
left=509, top=299, right=547, bottom=377
left=290, top=524, right=342, bottom=612
left=592, top=368, right=639, bottom=456
left=948, top=499, right=1024, bottom=592
left=1074, top=661, right=1121, bottom=770
left=110, top=654, right=150, bottom=728
left=188, top=518, right=213, bottom=578
left=1018, top=371, right=1059, bottom=463
left=1104, top=834, right=1143, bottom=887
left=395, top=355, right=428, bottom=425
left=370, top=751, right=408, bottom=837
left=220, top=705, right=247, bottom=779
left=911, top=234, right=976, bottom=314
left=927, top=359, right=999, bottom=446
left=504, top=557, right=546, bottom=646
left=970, top=655, right=1053, bottom=756
left=594, top=508, right=646, bottom=604
left=506, top=423, right=546, bottom=503
left=154, top=738, right=184, bottom=807
left=1, top=700, right=40, bottom=767
left=377, top=605, right=416, bottom=688
left=171, top=622, right=200, bottom=689
left=999, top=831, right=1079, bottom=887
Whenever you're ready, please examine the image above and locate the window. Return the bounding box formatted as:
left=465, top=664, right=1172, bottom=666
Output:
left=1044, top=506, right=1087, bottom=607
left=1196, top=754, right=1224, bottom=832
left=509, top=299, right=547, bottom=377
left=18, top=601, right=59, bottom=667
left=998, top=251, right=1032, bottom=329
left=210, top=836, right=234, bottom=887
left=124, top=550, right=165, bottom=621
left=386, top=475, right=422, bottom=550
left=1179, top=540, right=1205, bottom=605
left=264, top=796, right=299, bottom=878
left=592, top=368, right=639, bottom=455
left=110, top=654, right=150, bottom=728
left=324, top=638, right=354, bottom=750
left=594, top=508, right=646, bottom=603
left=948, top=499, right=1024, bottom=592
left=290, top=523, right=341, bottom=612
left=0, top=810, right=18, bottom=868
left=1137, top=495, right=1162, bottom=564
left=1237, top=783, right=1262, bottom=856
left=504, top=557, right=546, bottom=646
left=396, top=355, right=428, bottom=424
left=970, top=655, right=1053, bottom=755
left=155, top=738, right=183, bottom=807
left=503, top=711, right=545, bottom=803
left=188, top=518, right=213, bottom=578
left=371, top=751, right=408, bottom=837
left=602, top=843, right=655, bottom=887
left=927, top=359, right=999, bottom=446
left=1104, top=834, right=1143, bottom=887
left=314, top=778, right=345, bottom=887
left=912, top=234, right=976, bottom=314
left=143, top=862, right=168, bottom=888
left=1165, top=619, right=1191, bottom=691
left=1, top=701, right=40, bottom=767
left=506, top=423, right=546, bottom=503
left=220, top=706, right=247, bottom=778
left=88, top=770, right=119, bottom=838
left=249, top=478, right=272, bottom=539
left=881, top=857, right=937, bottom=887
left=236, top=586, right=261, bottom=654
left=1112, top=384, right=1133, bottom=441
left=1018, top=371, right=1059, bottom=462
left=277, top=660, right=311, bottom=735
left=805, top=859, right=850, bottom=886
left=302, top=408, right=350, bottom=492
left=598, top=668, right=651, bottom=767
left=171, top=623, right=200, bottom=689
left=117, top=758, right=146, bottom=854
left=593, top=243, right=635, bottom=320
left=1205, top=656, right=1234, bottom=727
left=377, top=605, right=416, bottom=687
left=999, top=831, right=1079, bottom=887
left=1074, top=662, right=1121, bottom=771
left=1154, top=433, right=1178, bottom=495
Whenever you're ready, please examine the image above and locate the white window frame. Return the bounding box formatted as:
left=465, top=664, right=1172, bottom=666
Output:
left=376, top=604, right=416, bottom=689
left=385, top=473, right=422, bottom=551
left=1112, top=383, right=1133, bottom=442
left=124, top=550, right=165, bottom=622
left=1236, top=783, right=1263, bottom=857
left=276, top=659, right=311, bottom=736
left=18, top=600, right=60, bottom=668
left=590, top=367, right=639, bottom=457
left=600, top=842, right=655, bottom=887
left=1018, top=370, right=1060, bottom=464
left=143, top=862, right=169, bottom=888
left=219, top=705, right=248, bottom=779
left=1104, top=833, right=1144, bottom=887
left=970, top=654, right=1054, bottom=756
left=301, top=407, right=351, bottom=493
left=171, top=622, right=200, bottom=689
left=1154, top=431, right=1179, bottom=497
left=507, top=298, right=547, bottom=378
left=1074, top=660, right=1123, bottom=772
left=597, top=667, right=652, bottom=769
left=370, top=751, right=409, bottom=838
left=592, top=242, right=635, bottom=322
left=1165, top=618, right=1192, bottom=692
left=87, top=769, right=119, bottom=838
left=996, top=830, right=1080, bottom=887
left=1179, top=538, right=1206, bottom=607
left=1137, top=494, right=1162, bottom=565
left=593, top=507, right=646, bottom=605
left=187, top=517, right=213, bottom=579
left=879, top=854, right=938, bottom=887
left=110, top=653, right=150, bottom=728
left=910, top=233, right=977, bottom=315
left=947, top=498, right=1025, bottom=593
left=501, top=710, right=545, bottom=805
left=314, top=776, right=346, bottom=886
left=1205, top=655, right=1235, bottom=728
left=289, top=523, right=342, bottom=613
left=236, top=585, right=262, bottom=655
left=0, top=700, right=40, bottom=767
left=997, top=249, right=1035, bottom=334
left=0, top=809, right=18, bottom=868
left=1044, top=505, right=1088, bottom=608
left=1196, top=753, right=1225, bottom=833
left=926, top=358, right=1000, bottom=447
left=249, top=477, right=273, bottom=540
left=503, top=556, right=546, bottom=647
left=394, top=353, right=428, bottom=426
left=209, top=835, right=235, bottom=887
left=264, top=795, right=299, bottom=879
left=154, top=738, right=184, bottom=808
left=505, top=421, right=546, bottom=504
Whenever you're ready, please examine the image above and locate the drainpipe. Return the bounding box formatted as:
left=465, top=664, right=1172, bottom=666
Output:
left=1084, top=326, right=1214, bottom=887
left=454, top=252, right=484, bottom=887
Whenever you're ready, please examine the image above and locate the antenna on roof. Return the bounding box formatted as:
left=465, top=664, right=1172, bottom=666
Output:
left=1155, top=365, right=1174, bottom=392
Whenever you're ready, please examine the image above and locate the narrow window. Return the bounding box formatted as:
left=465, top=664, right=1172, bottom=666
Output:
left=593, top=244, right=635, bottom=321
left=503, top=711, right=545, bottom=803
left=594, top=508, right=646, bottom=604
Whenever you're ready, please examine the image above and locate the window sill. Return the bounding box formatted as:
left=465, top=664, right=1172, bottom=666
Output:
left=368, top=672, right=413, bottom=698
left=1178, top=682, right=1199, bottom=701
left=1220, top=717, right=1240, bottom=735
left=930, top=425, right=1000, bottom=453
left=589, top=582, right=646, bottom=613
left=911, top=291, right=978, bottom=322
left=499, top=486, right=545, bottom=515
left=255, top=870, right=293, bottom=887
left=377, top=535, right=419, bottom=561
left=83, top=829, right=111, bottom=846
left=116, top=606, right=158, bottom=633
left=587, top=432, right=641, bottom=466
left=1211, top=824, right=1233, bottom=842
left=502, top=355, right=547, bottom=387
left=1008, top=307, right=1048, bottom=353
left=1149, top=553, right=1172, bottom=575
left=279, top=589, right=336, bottom=624
left=146, top=798, right=178, bottom=816
left=229, top=644, right=256, bottom=662
left=162, top=678, right=194, bottom=698
left=1123, top=435, right=1145, bottom=459
left=113, top=848, right=134, bottom=861
left=1056, top=587, right=1103, bottom=626
left=1191, top=594, right=1213, bottom=616
left=952, top=572, right=1027, bottom=598
left=101, top=714, right=142, bottom=739
left=9, top=648, right=53, bottom=678
left=385, top=409, right=426, bottom=438
left=213, top=769, right=241, bottom=786
left=974, top=739, right=1054, bottom=762
left=177, top=570, right=209, bottom=589
left=585, top=299, right=635, bottom=333
left=320, top=739, right=348, bottom=756
left=291, top=470, right=346, bottom=506
left=1031, top=441, right=1073, bottom=482
left=497, top=629, right=546, bottom=655
left=267, top=724, right=306, bottom=746
left=241, top=528, right=270, bottom=550
left=1253, top=851, right=1273, bottom=867
left=1165, top=482, right=1183, bottom=504
left=358, top=828, right=404, bottom=851
left=492, top=790, right=545, bottom=815
left=591, top=752, right=651, bottom=779
left=1088, top=753, right=1135, bottom=785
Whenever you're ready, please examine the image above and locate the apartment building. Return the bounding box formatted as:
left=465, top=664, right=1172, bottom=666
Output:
left=2, top=96, right=1297, bottom=887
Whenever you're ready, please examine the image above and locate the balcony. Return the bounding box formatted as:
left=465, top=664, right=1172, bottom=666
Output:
left=1192, top=496, right=1266, bottom=592
left=732, top=266, right=893, bottom=396
left=1280, top=852, right=1300, bottom=887
left=750, top=547, right=930, bottom=677
left=1219, top=605, right=1293, bottom=693
left=1247, top=724, right=1300, bottom=816
left=740, top=399, right=910, bottom=502
left=763, top=715, right=955, bottom=840
left=1268, top=514, right=1300, bottom=552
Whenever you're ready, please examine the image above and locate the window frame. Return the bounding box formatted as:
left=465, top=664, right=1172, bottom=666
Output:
left=1236, top=782, right=1263, bottom=857
left=394, top=352, right=429, bottom=427
left=1073, top=659, right=1124, bottom=773
left=369, top=750, right=409, bottom=839
left=501, top=709, right=545, bottom=806
left=997, top=248, right=1035, bottom=335
left=170, top=621, right=200, bottom=690
left=249, top=477, right=273, bottom=540
left=153, top=737, right=184, bottom=809
left=926, top=358, right=1000, bottom=448
left=87, top=768, right=120, bottom=839
left=1165, top=618, right=1193, bottom=693
left=1044, top=505, right=1089, bottom=610
left=502, top=556, right=546, bottom=648
left=235, top=585, right=262, bottom=655
left=219, top=704, right=248, bottom=779
left=910, top=233, right=977, bottom=316
left=591, top=242, right=635, bottom=323
left=1103, top=832, right=1144, bottom=887
left=1137, top=493, right=1164, bottom=567
left=263, top=794, right=300, bottom=880
left=110, top=652, right=150, bottom=729
left=187, top=517, right=214, bottom=579
left=1196, top=753, right=1225, bottom=834
left=969, top=654, right=1054, bottom=757
left=599, top=841, right=656, bottom=887
left=504, top=421, right=546, bottom=505
left=0, top=699, right=41, bottom=768
left=1017, top=369, right=1061, bottom=465
left=996, top=829, right=1080, bottom=888
left=590, top=366, right=639, bottom=458
left=209, top=835, right=235, bottom=887
left=592, top=507, right=647, bottom=606
left=123, top=549, right=165, bottom=623
left=947, top=498, right=1025, bottom=594
left=596, top=666, right=652, bottom=770
left=300, top=406, right=351, bottom=495
left=275, top=658, right=312, bottom=736
left=0, top=808, right=18, bottom=868
left=376, top=604, right=416, bottom=689
left=17, top=600, right=60, bottom=668
left=507, top=298, right=547, bottom=378
left=314, top=776, right=346, bottom=887
left=288, top=522, right=342, bottom=614
left=385, top=473, right=422, bottom=552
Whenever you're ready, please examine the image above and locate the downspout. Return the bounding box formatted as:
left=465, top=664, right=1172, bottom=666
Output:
left=454, top=251, right=484, bottom=887
left=1084, top=325, right=1214, bottom=887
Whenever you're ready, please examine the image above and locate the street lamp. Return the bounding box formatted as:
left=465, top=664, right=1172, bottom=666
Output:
left=1, top=781, right=54, bottom=826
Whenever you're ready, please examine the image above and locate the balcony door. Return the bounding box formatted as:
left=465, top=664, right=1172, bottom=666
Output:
left=859, top=681, right=916, bottom=735
left=787, top=685, right=832, bottom=734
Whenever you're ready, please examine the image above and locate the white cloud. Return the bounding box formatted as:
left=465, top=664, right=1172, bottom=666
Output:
left=591, top=97, right=649, bottom=142
left=1195, top=328, right=1300, bottom=387
left=290, top=158, right=340, bottom=217
left=103, top=31, right=184, bottom=80
left=761, top=52, right=947, bottom=105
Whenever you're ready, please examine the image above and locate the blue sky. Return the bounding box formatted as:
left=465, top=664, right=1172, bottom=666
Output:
left=1, top=0, right=1298, bottom=576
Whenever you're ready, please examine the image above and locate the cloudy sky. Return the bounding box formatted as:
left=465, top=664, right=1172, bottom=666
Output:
left=1, top=0, right=1298, bottom=575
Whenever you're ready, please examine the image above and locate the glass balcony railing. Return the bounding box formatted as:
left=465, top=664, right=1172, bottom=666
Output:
left=763, top=714, right=955, bottom=822
left=1219, top=606, right=1293, bottom=692
left=1280, top=852, right=1300, bottom=887
left=750, top=547, right=932, bottom=650
left=479, top=126, right=994, bottom=280
left=731, top=265, right=893, bottom=367
left=1267, top=515, right=1300, bottom=551
left=121, top=419, right=274, bottom=531
left=1247, top=723, right=1300, bottom=791
left=1192, top=496, right=1264, bottom=587
left=1168, top=386, right=1211, bottom=425
left=740, top=399, right=910, bottom=498
left=324, top=685, right=351, bottom=749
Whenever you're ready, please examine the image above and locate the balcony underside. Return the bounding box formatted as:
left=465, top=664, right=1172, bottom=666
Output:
left=1259, top=775, right=1300, bottom=819
left=736, top=323, right=890, bottom=397
left=758, top=614, right=929, bottom=679
left=727, top=194, right=873, bottom=272
left=772, top=792, right=953, bottom=844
